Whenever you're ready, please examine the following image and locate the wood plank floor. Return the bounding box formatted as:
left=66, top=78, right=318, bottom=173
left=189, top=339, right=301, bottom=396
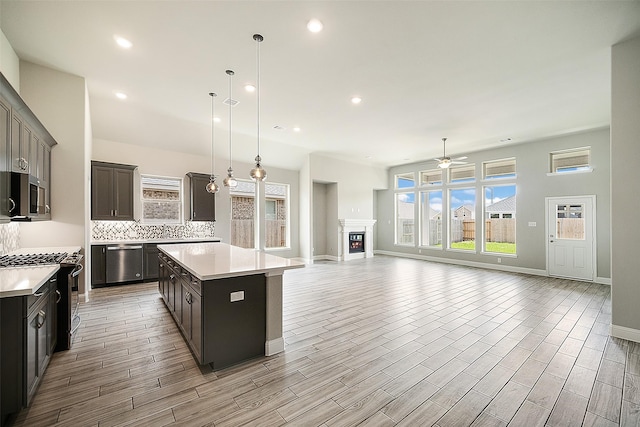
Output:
left=8, top=255, right=640, bottom=426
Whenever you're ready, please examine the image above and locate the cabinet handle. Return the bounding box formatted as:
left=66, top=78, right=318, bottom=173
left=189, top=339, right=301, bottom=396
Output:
left=56, top=289, right=62, bottom=303
left=33, top=291, right=44, bottom=297
left=159, top=263, right=164, bottom=268
left=36, top=310, right=46, bottom=329
left=169, top=274, right=175, bottom=282
left=8, top=197, right=15, bottom=213
left=45, top=204, right=51, bottom=213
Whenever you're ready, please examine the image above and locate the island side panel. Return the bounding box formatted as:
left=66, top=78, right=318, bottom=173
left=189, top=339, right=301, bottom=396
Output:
left=265, top=271, right=284, bottom=356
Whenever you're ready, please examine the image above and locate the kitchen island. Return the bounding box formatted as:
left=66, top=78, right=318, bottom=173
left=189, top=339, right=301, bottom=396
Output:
left=157, top=242, right=304, bottom=369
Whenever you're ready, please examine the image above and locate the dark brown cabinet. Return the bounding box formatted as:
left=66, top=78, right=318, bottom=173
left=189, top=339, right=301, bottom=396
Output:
left=91, top=161, right=136, bottom=220
left=91, top=245, right=106, bottom=286
left=143, top=243, right=159, bottom=280
left=0, top=95, right=10, bottom=223
left=158, top=250, right=265, bottom=369
left=1, top=273, right=58, bottom=423
left=186, top=172, right=215, bottom=222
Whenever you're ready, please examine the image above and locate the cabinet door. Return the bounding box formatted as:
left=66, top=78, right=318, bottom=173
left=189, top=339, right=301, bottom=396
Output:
left=91, top=165, right=114, bottom=220
left=158, top=255, right=166, bottom=297
left=25, top=294, right=49, bottom=406
left=91, top=245, right=106, bottom=286
left=144, top=244, right=159, bottom=281
left=113, top=168, right=134, bottom=220
left=181, top=281, right=191, bottom=339
left=48, top=277, right=58, bottom=355
left=11, top=111, right=27, bottom=172
left=190, top=288, right=202, bottom=360
left=188, top=173, right=215, bottom=221
left=167, top=270, right=176, bottom=312
left=0, top=95, right=10, bottom=222
left=29, top=133, right=38, bottom=178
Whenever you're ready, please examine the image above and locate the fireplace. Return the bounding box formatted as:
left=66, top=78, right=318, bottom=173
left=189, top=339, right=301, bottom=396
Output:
left=339, top=219, right=376, bottom=261
left=349, top=232, right=365, bottom=253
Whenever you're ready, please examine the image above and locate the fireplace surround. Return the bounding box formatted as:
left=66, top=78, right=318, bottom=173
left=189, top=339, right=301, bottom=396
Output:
left=339, top=219, right=376, bottom=261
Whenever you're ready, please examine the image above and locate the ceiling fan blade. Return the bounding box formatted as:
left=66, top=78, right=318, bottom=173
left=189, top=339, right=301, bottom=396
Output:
left=454, top=156, right=468, bottom=161
left=452, top=160, right=467, bottom=164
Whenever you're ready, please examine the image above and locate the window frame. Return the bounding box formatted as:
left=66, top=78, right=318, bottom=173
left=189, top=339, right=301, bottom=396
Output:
left=548, top=147, right=592, bottom=175
left=139, top=174, right=183, bottom=224
left=483, top=184, right=517, bottom=256
left=483, top=158, right=516, bottom=180
left=419, top=189, right=444, bottom=249
left=448, top=164, right=476, bottom=184
left=448, top=187, right=476, bottom=252
left=395, top=191, right=416, bottom=246
left=264, top=181, right=291, bottom=251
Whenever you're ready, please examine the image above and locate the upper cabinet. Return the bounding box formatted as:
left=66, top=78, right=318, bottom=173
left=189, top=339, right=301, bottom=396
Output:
left=1, top=73, right=57, bottom=222
left=186, top=172, right=215, bottom=222
left=91, top=161, right=137, bottom=221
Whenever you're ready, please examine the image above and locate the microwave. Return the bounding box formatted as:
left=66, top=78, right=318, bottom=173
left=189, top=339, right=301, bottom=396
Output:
left=9, top=172, right=45, bottom=220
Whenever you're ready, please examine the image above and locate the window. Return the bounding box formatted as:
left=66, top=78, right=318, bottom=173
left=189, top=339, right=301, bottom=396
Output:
left=449, top=164, right=476, bottom=184
left=550, top=147, right=590, bottom=173
left=230, top=179, right=256, bottom=248
left=556, top=204, right=585, bottom=240
left=484, top=185, right=516, bottom=254
left=483, top=158, right=516, bottom=180
left=265, top=182, right=289, bottom=249
left=140, top=175, right=182, bottom=224
left=420, top=190, right=443, bottom=247
left=396, top=172, right=415, bottom=189
left=449, top=188, right=475, bottom=251
left=395, top=192, right=415, bottom=245
left=420, top=169, right=443, bottom=186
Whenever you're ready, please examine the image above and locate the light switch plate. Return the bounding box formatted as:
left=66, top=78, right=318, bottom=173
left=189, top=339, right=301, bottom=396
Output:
left=230, top=291, right=245, bottom=302
left=528, top=222, right=537, bottom=227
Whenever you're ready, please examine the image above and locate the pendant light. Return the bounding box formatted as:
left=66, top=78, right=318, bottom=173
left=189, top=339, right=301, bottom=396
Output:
left=249, top=33, right=267, bottom=181
left=223, top=69, right=238, bottom=188
left=205, top=92, right=220, bottom=193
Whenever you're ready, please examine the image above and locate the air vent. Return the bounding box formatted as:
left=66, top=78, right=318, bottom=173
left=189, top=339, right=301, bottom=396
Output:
left=273, top=125, right=286, bottom=130
left=223, top=98, right=239, bottom=106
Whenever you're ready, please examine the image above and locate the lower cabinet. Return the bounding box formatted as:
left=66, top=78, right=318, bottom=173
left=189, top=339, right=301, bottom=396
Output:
left=1, top=273, right=58, bottom=424
left=91, top=245, right=106, bottom=286
left=157, top=251, right=265, bottom=369
left=143, top=243, right=159, bottom=281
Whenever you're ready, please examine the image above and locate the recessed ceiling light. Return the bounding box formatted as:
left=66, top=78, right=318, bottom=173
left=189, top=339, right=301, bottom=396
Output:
left=115, top=91, right=127, bottom=100
left=307, top=19, right=323, bottom=33
left=244, top=84, right=256, bottom=93
left=293, top=127, right=301, bottom=132
left=351, top=96, right=362, bottom=104
left=114, top=35, right=132, bottom=49
left=213, top=117, right=221, bottom=123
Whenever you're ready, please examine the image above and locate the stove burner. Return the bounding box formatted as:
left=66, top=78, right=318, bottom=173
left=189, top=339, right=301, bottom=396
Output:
left=0, top=252, right=67, bottom=268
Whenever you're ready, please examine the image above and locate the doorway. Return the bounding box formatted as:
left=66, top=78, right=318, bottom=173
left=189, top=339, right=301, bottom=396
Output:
left=546, top=196, right=596, bottom=281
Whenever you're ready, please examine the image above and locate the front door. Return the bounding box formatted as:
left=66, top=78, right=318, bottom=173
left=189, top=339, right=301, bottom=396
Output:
left=546, top=196, right=595, bottom=281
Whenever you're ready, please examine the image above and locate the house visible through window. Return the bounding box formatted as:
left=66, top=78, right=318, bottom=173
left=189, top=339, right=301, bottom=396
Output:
left=484, top=184, right=516, bottom=254
left=140, top=175, right=182, bottom=224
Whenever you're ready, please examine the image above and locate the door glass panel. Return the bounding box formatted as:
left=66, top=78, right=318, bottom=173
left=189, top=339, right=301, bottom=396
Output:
left=556, top=204, right=585, bottom=240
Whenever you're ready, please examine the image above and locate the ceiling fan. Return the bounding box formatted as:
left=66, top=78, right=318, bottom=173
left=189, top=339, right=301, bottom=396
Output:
left=434, top=137, right=467, bottom=169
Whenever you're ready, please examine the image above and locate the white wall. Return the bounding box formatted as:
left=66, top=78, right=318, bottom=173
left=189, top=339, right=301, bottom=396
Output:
left=611, top=35, right=640, bottom=342
left=93, top=138, right=300, bottom=257
left=0, top=28, right=19, bottom=91
left=18, top=62, right=87, bottom=250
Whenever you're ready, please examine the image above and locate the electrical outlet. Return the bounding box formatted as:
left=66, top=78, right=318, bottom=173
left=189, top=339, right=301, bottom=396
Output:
left=497, top=257, right=502, bottom=263
left=230, top=291, right=245, bottom=302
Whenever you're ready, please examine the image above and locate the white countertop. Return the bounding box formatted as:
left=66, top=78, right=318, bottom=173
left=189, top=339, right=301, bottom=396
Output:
left=0, top=265, right=60, bottom=298
left=91, top=238, right=221, bottom=245
left=158, top=242, right=305, bottom=280
left=0, top=246, right=81, bottom=298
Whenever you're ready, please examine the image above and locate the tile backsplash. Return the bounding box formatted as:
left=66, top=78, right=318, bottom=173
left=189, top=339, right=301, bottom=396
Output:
left=0, top=222, right=20, bottom=254
left=91, top=220, right=215, bottom=241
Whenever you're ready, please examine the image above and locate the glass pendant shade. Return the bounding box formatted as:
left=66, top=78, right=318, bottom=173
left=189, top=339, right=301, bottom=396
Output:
left=206, top=176, right=220, bottom=193
left=249, top=155, right=267, bottom=181
left=223, top=167, right=237, bottom=188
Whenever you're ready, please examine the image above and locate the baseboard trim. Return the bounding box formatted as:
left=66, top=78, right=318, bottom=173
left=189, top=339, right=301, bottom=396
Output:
left=313, top=255, right=340, bottom=262
left=611, top=324, right=640, bottom=344
left=265, top=337, right=285, bottom=356
left=595, top=277, right=612, bottom=286
left=374, top=250, right=548, bottom=277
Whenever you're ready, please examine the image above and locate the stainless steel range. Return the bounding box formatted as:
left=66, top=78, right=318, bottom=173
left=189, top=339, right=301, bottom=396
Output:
left=0, top=250, right=83, bottom=350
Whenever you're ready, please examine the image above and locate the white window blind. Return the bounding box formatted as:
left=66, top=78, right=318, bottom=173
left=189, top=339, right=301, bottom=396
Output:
left=484, top=158, right=516, bottom=179
left=420, top=169, right=443, bottom=186
left=449, top=164, right=476, bottom=183
left=551, top=148, right=590, bottom=172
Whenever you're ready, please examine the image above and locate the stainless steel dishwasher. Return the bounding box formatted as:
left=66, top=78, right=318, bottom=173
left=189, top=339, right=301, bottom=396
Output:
left=106, top=244, right=143, bottom=283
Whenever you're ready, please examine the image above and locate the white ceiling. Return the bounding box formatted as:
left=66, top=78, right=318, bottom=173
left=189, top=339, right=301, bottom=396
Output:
left=2, top=1, right=640, bottom=171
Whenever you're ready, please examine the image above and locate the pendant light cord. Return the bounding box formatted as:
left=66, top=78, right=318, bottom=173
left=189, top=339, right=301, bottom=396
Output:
left=256, top=35, right=261, bottom=158
left=209, top=92, right=216, bottom=176
left=227, top=70, right=233, bottom=169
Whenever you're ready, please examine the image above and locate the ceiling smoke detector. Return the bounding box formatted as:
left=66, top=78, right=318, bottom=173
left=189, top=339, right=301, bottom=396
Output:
left=273, top=125, right=286, bottom=130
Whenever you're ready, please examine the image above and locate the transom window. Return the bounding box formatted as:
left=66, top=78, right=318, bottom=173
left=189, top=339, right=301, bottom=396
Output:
left=396, top=172, right=415, bottom=189
left=449, top=164, right=476, bottom=184
left=483, top=158, right=516, bottom=180
left=550, top=148, right=590, bottom=173
left=420, top=169, right=443, bottom=186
